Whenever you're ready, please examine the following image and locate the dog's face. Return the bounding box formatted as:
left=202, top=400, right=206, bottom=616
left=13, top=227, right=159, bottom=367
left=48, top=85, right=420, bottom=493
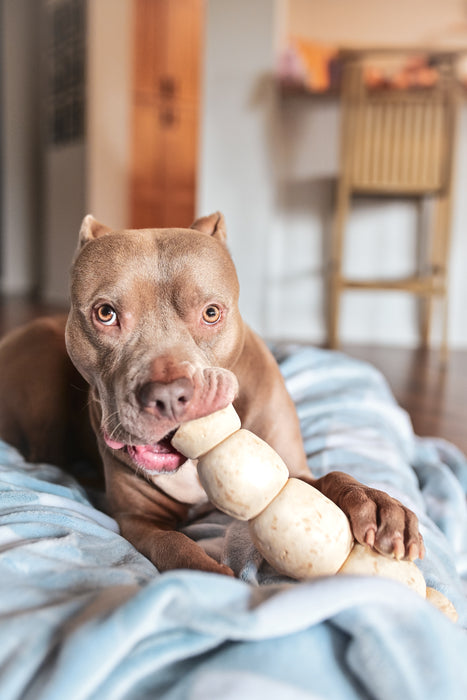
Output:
left=65, top=213, right=243, bottom=476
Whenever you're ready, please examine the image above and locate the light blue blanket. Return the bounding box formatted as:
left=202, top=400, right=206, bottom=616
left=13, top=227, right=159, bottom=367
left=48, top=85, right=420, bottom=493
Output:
left=0, top=347, right=466, bottom=699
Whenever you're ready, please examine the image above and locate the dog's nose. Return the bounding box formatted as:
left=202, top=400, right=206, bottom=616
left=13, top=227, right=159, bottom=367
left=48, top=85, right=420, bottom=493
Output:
left=138, top=378, right=194, bottom=420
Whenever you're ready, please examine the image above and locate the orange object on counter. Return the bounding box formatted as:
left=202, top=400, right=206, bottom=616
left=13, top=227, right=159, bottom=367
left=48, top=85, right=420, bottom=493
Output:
left=292, top=38, right=338, bottom=92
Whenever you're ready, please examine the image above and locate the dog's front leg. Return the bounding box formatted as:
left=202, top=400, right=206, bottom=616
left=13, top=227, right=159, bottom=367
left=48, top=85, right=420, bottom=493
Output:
left=116, top=512, right=234, bottom=575
left=309, top=471, right=425, bottom=561
left=104, top=457, right=233, bottom=575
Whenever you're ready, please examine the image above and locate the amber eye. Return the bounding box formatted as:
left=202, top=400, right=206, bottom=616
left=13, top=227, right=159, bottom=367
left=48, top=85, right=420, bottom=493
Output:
left=95, top=304, right=118, bottom=326
left=202, top=304, right=221, bottom=325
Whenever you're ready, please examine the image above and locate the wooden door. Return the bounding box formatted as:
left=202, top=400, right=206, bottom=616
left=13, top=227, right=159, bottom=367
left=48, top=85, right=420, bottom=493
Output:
left=130, top=0, right=204, bottom=229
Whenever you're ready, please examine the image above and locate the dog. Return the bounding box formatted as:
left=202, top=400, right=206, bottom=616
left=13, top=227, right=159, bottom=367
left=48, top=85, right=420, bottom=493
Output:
left=0, top=212, right=424, bottom=575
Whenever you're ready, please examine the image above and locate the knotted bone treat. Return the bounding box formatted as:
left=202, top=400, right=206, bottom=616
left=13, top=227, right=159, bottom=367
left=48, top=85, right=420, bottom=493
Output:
left=172, top=404, right=458, bottom=622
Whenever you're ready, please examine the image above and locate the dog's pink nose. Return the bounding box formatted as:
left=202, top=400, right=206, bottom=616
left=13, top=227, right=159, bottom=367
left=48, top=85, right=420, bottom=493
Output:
left=138, top=378, right=194, bottom=420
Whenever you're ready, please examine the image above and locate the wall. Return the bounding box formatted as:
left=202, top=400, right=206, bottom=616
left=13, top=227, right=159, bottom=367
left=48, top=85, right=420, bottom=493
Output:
left=287, top=0, right=467, bottom=47
left=198, top=0, right=467, bottom=347
left=42, top=0, right=133, bottom=304
left=42, top=144, right=86, bottom=302
left=1, top=0, right=42, bottom=295
left=86, top=0, right=132, bottom=228
left=197, top=0, right=282, bottom=332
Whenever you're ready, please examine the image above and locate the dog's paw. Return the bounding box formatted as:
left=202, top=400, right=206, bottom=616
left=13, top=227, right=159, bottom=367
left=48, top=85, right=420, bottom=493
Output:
left=313, top=472, right=425, bottom=561
left=194, top=558, right=234, bottom=577
left=217, top=563, right=235, bottom=577
left=338, top=483, right=425, bottom=561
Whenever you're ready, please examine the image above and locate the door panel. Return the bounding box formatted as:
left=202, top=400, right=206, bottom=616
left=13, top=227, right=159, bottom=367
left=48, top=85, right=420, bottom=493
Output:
left=130, top=0, right=203, bottom=229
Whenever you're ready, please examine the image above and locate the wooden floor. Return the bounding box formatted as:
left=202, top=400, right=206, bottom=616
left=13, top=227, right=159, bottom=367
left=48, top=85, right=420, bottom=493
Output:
left=1, top=295, right=466, bottom=456
left=341, top=344, right=467, bottom=456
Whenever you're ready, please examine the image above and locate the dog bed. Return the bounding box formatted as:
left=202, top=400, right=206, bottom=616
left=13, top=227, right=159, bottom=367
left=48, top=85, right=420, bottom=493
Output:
left=0, top=346, right=466, bottom=699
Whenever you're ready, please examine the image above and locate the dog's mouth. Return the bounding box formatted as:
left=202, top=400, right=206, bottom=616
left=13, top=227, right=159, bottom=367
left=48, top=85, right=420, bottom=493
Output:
left=103, top=430, right=187, bottom=474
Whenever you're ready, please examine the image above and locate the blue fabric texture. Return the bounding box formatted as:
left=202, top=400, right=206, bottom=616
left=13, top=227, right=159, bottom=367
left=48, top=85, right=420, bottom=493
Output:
left=0, top=346, right=466, bottom=699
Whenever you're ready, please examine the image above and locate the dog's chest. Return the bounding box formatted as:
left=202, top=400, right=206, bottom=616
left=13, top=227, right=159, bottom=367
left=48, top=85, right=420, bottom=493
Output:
left=149, top=459, right=209, bottom=507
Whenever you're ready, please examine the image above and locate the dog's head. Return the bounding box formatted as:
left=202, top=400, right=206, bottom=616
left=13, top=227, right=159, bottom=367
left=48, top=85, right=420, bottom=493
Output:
left=65, top=212, right=243, bottom=476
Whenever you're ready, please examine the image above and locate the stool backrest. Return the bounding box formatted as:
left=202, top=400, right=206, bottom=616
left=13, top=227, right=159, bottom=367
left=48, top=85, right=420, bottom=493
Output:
left=339, top=51, right=459, bottom=195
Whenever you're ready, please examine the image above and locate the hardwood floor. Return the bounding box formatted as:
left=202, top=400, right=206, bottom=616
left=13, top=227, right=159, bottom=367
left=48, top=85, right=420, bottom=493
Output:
left=341, top=344, right=467, bottom=456
left=1, top=295, right=466, bottom=456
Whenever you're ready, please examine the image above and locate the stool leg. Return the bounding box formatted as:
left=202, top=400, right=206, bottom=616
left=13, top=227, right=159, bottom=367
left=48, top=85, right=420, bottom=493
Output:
left=418, top=197, right=432, bottom=348
left=431, top=193, right=452, bottom=357
left=440, top=293, right=449, bottom=366
left=438, top=195, right=453, bottom=362
left=328, top=182, right=350, bottom=349
left=420, top=297, right=433, bottom=349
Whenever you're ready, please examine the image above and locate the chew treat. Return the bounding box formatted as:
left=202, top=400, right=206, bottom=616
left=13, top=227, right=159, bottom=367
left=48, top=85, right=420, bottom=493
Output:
left=171, top=404, right=458, bottom=622
left=426, top=587, right=459, bottom=623
left=197, top=429, right=289, bottom=520
left=338, top=543, right=426, bottom=597
left=173, top=404, right=352, bottom=573
left=250, top=477, right=354, bottom=578
left=172, top=403, right=241, bottom=459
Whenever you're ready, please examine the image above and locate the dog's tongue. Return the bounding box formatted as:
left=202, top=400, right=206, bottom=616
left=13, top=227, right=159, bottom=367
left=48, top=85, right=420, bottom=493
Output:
left=104, top=434, right=185, bottom=473
left=128, top=441, right=186, bottom=472
left=104, top=436, right=126, bottom=450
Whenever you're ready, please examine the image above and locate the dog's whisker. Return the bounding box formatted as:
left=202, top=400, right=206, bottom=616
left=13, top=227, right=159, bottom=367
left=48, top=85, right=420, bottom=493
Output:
left=100, top=410, right=127, bottom=442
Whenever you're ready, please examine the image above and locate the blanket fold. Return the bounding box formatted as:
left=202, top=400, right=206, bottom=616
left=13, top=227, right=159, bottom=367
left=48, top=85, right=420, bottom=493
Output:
left=0, top=346, right=466, bottom=699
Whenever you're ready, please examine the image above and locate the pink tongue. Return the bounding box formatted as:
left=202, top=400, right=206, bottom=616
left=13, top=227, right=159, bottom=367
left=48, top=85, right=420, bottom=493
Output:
left=104, top=433, right=185, bottom=472
left=128, top=442, right=186, bottom=472
left=104, top=435, right=126, bottom=450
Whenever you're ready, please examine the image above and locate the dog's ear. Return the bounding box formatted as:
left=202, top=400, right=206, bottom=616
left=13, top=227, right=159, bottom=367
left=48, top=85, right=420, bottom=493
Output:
left=190, top=212, right=227, bottom=243
left=78, top=214, right=113, bottom=247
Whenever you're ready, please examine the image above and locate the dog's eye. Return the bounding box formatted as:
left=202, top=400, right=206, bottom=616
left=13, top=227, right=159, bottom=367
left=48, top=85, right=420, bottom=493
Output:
left=95, top=304, right=118, bottom=326
left=202, top=304, right=221, bottom=325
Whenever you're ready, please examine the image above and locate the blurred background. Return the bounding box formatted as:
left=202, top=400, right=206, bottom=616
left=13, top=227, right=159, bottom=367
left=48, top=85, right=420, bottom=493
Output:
left=2, top=0, right=467, bottom=349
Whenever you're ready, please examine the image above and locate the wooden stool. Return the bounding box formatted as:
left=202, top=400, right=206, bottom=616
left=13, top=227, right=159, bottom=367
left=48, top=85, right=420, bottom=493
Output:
left=328, top=48, right=461, bottom=358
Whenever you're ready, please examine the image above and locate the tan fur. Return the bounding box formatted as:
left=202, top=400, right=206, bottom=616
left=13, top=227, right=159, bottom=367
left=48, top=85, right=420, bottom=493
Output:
left=0, top=213, right=424, bottom=574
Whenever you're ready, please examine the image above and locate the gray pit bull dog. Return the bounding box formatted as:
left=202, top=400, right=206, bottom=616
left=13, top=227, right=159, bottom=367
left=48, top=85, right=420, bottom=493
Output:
left=0, top=212, right=424, bottom=575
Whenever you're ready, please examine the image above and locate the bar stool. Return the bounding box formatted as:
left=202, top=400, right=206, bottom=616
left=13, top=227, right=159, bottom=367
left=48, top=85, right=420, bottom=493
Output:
left=328, top=48, right=461, bottom=358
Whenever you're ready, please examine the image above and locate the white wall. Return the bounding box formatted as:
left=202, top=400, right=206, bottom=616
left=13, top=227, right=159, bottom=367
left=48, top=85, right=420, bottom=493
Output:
left=197, top=0, right=283, bottom=332
left=198, top=0, right=467, bottom=347
left=287, top=0, right=467, bottom=47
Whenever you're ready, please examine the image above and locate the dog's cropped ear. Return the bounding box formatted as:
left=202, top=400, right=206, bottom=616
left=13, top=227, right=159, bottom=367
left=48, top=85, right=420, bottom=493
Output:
left=78, top=214, right=113, bottom=248
left=190, top=212, right=227, bottom=244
